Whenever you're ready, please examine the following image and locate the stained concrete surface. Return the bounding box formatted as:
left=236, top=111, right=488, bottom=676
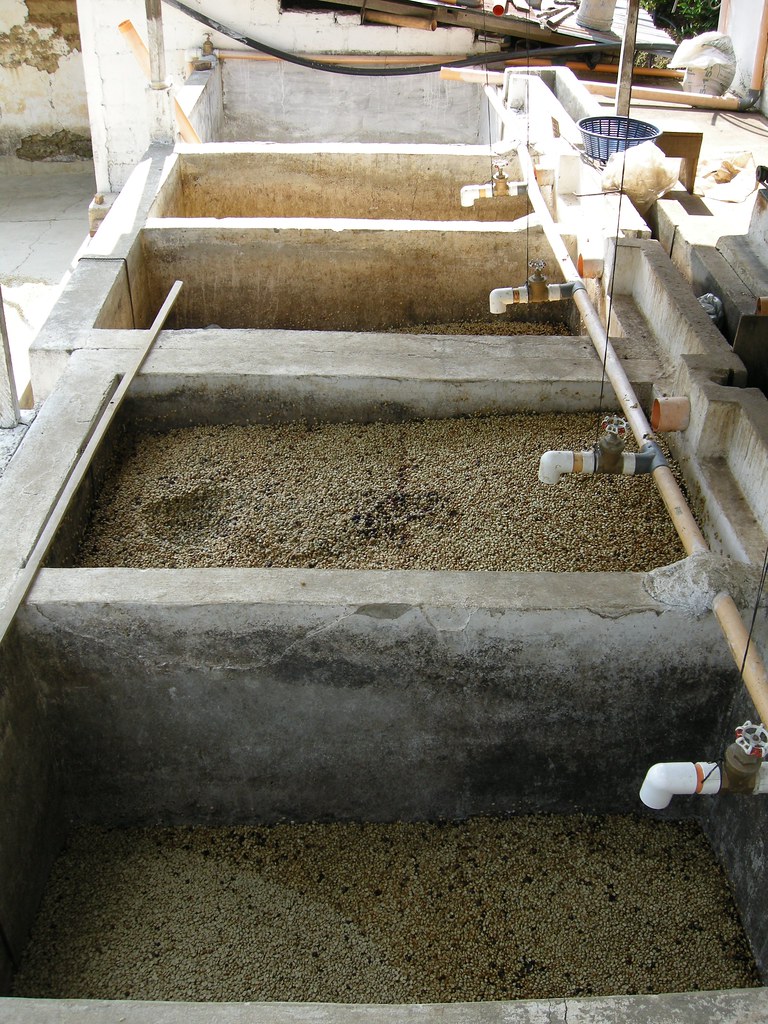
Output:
left=0, top=159, right=94, bottom=401
left=3, top=990, right=768, bottom=1024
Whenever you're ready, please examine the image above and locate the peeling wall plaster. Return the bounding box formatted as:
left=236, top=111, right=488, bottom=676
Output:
left=0, top=0, right=90, bottom=160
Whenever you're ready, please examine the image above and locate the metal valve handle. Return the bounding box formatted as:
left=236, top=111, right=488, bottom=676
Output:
left=600, top=414, right=629, bottom=439
left=528, top=258, right=546, bottom=274
left=735, top=721, right=768, bottom=758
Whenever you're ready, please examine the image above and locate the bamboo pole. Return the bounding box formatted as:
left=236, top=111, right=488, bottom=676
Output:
left=585, top=79, right=746, bottom=110
left=751, top=0, right=768, bottom=91
left=440, top=67, right=504, bottom=84
left=364, top=10, right=438, bottom=29
left=615, top=0, right=641, bottom=116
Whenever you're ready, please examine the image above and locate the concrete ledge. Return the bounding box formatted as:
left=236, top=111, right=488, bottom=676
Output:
left=3, top=989, right=767, bottom=1023
left=605, top=238, right=746, bottom=383
left=670, top=357, right=768, bottom=559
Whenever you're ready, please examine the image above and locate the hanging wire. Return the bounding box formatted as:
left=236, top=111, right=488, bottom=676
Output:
left=593, top=136, right=630, bottom=447
left=482, top=10, right=496, bottom=186
left=740, top=541, right=768, bottom=676
left=523, top=3, right=531, bottom=275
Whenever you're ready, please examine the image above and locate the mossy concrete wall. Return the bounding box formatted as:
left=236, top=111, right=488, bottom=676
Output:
left=13, top=566, right=744, bottom=826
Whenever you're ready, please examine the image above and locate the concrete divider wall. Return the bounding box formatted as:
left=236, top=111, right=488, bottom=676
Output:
left=608, top=239, right=746, bottom=382
left=177, top=65, right=224, bottom=145
left=666, top=359, right=768, bottom=562
left=0, top=357, right=128, bottom=986
left=137, top=220, right=556, bottom=331
left=16, top=567, right=739, bottom=827
left=160, top=144, right=529, bottom=221
left=0, top=626, right=64, bottom=993
left=219, top=61, right=493, bottom=146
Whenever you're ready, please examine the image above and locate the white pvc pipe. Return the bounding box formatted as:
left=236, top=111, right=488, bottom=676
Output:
left=538, top=449, right=596, bottom=484
left=461, top=183, right=493, bottom=207
left=538, top=448, right=651, bottom=484
left=490, top=283, right=579, bottom=312
left=490, top=285, right=527, bottom=311
left=639, top=762, right=721, bottom=809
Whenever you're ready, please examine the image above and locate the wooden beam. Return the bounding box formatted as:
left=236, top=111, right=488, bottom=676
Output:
left=615, top=0, right=641, bottom=116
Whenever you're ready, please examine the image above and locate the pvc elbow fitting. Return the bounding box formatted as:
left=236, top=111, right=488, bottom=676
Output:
left=639, top=762, right=721, bottom=810
left=489, top=286, right=527, bottom=313
left=538, top=450, right=573, bottom=485
left=460, top=183, right=492, bottom=207
left=538, top=449, right=595, bottom=485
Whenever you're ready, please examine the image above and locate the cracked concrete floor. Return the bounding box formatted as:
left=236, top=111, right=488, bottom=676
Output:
left=0, top=160, right=95, bottom=403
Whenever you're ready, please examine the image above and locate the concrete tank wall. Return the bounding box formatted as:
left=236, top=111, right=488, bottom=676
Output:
left=153, top=145, right=527, bottom=221
left=16, top=567, right=741, bottom=827
left=132, top=220, right=556, bottom=331
left=0, top=627, right=63, bottom=993
left=218, top=60, right=493, bottom=147
left=701, top=686, right=768, bottom=982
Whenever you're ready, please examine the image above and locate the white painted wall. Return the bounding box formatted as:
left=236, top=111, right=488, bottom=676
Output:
left=0, top=0, right=90, bottom=162
left=75, top=0, right=476, bottom=193
left=719, top=0, right=768, bottom=115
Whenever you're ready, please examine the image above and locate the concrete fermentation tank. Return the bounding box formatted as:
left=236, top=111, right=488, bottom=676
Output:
left=2, top=66, right=768, bottom=1021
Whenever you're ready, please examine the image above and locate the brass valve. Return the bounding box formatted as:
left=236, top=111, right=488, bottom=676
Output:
left=527, top=259, right=549, bottom=302
left=722, top=721, right=767, bottom=794
left=491, top=160, right=510, bottom=198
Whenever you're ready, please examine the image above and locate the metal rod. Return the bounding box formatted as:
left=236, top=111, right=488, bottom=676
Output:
left=615, top=0, right=641, bottom=116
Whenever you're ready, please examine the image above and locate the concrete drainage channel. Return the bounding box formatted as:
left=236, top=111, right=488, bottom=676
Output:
left=3, top=75, right=768, bottom=1022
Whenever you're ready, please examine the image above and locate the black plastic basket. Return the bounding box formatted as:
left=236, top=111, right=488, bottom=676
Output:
left=577, top=115, right=661, bottom=164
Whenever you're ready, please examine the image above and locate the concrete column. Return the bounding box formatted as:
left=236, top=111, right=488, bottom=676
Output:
left=145, top=0, right=176, bottom=144
left=0, top=284, right=20, bottom=429
left=615, top=0, right=641, bottom=117
left=145, top=0, right=168, bottom=88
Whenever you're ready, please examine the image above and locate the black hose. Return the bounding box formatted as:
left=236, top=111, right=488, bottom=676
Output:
left=162, top=0, right=654, bottom=77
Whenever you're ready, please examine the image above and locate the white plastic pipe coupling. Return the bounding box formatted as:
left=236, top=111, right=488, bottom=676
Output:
left=639, top=762, right=721, bottom=810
